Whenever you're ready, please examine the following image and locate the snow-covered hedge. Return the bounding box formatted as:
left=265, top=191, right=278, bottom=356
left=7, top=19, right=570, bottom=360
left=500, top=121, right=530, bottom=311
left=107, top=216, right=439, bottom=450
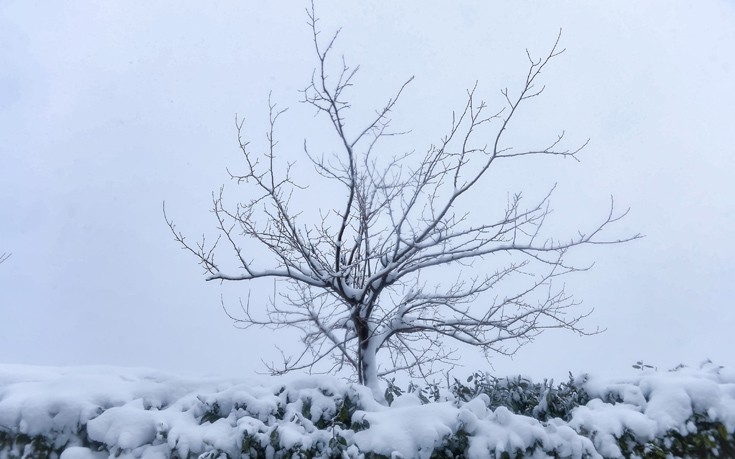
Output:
left=1, top=363, right=734, bottom=459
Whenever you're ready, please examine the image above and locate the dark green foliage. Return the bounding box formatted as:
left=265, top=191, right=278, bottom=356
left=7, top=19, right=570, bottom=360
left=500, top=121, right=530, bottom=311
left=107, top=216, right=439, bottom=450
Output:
left=236, top=391, right=365, bottom=459
left=632, top=360, right=656, bottom=371
left=0, top=421, right=107, bottom=459
left=0, top=433, right=57, bottom=459
left=301, top=397, right=313, bottom=419
left=384, top=379, right=444, bottom=406
left=334, top=395, right=360, bottom=429
left=383, top=377, right=403, bottom=405
left=431, top=428, right=470, bottom=459
left=199, top=400, right=225, bottom=424
left=450, top=371, right=590, bottom=421
left=617, top=413, right=735, bottom=459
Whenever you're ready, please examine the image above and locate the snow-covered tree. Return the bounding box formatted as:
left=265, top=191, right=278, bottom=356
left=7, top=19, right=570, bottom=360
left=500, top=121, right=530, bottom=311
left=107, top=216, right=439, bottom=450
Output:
left=167, top=6, right=638, bottom=397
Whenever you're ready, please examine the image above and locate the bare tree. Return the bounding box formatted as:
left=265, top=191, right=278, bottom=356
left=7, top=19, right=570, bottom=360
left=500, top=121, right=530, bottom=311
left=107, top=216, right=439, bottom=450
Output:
left=166, top=6, right=639, bottom=397
left=0, top=253, right=10, bottom=265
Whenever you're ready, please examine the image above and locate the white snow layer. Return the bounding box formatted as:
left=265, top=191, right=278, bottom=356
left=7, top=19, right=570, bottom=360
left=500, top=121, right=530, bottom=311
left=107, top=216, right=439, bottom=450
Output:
left=0, top=363, right=734, bottom=458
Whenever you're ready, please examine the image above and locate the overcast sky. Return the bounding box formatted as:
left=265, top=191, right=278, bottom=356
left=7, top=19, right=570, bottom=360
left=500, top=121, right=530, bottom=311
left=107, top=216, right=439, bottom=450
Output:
left=1, top=0, right=734, bottom=383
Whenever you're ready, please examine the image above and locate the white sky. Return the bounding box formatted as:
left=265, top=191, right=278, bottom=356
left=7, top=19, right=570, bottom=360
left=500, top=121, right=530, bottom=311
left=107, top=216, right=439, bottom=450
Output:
left=1, top=0, right=734, bottom=383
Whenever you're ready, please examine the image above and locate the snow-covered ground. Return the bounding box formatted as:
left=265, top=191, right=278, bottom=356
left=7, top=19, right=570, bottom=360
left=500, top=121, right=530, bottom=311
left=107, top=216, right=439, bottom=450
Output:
left=1, top=363, right=734, bottom=458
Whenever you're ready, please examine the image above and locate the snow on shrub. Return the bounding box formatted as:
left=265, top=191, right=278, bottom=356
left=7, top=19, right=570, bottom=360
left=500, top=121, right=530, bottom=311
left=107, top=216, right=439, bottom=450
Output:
left=0, top=362, right=734, bottom=458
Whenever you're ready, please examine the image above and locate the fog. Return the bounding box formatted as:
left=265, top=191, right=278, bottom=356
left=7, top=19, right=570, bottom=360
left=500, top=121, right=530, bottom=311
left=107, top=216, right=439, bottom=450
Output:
left=1, top=0, right=734, bottom=383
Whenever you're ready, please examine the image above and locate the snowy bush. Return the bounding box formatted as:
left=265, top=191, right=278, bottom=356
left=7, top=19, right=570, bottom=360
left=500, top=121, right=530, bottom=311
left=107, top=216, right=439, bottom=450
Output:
left=447, top=371, right=591, bottom=422
left=0, top=363, right=734, bottom=458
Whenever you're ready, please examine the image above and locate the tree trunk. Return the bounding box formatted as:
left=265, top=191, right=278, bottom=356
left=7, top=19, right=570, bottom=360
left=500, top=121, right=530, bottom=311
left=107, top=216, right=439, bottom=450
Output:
left=355, top=315, right=385, bottom=403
